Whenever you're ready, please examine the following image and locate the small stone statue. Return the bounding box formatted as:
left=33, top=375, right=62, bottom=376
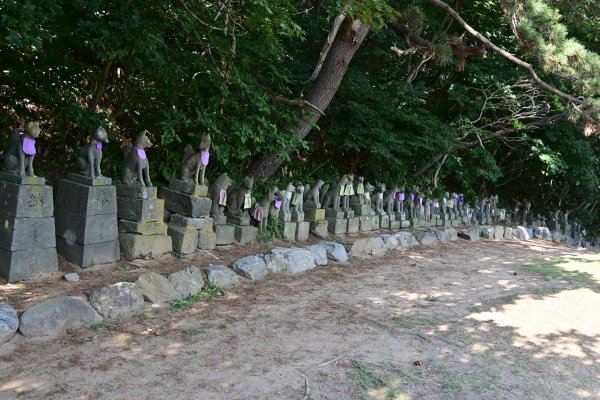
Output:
left=395, top=186, right=405, bottom=214
left=342, top=174, right=355, bottom=211
left=227, top=176, right=255, bottom=217
left=180, top=134, right=211, bottom=185
left=303, top=180, right=324, bottom=209
left=354, top=176, right=366, bottom=204
left=209, top=172, right=234, bottom=217
left=372, top=183, right=386, bottom=214
left=253, top=188, right=277, bottom=230
left=384, top=187, right=398, bottom=215
left=122, top=130, right=153, bottom=186
left=364, top=182, right=375, bottom=212
left=3, top=121, right=41, bottom=177
left=280, top=183, right=295, bottom=215
left=322, top=175, right=348, bottom=211
left=76, top=126, right=109, bottom=178
left=521, top=199, right=531, bottom=225
left=291, top=184, right=304, bottom=213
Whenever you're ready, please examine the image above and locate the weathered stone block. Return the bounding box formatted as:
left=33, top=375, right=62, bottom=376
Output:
left=117, top=197, right=164, bottom=222
left=205, top=265, right=239, bottom=288
left=414, top=230, right=439, bottom=245
left=296, top=221, right=310, bottom=241
left=0, top=247, right=58, bottom=283
left=0, top=172, right=45, bottom=185
left=318, top=241, right=349, bottom=262
left=493, top=226, right=505, bottom=240
left=213, top=215, right=227, bottom=225
left=304, top=207, right=325, bottom=221
left=304, top=245, right=328, bottom=265
left=214, top=224, right=235, bottom=245
left=56, top=238, right=120, bottom=267
left=359, top=215, right=373, bottom=232
left=348, top=237, right=387, bottom=258
left=159, top=187, right=212, bottom=218
left=327, top=218, right=347, bottom=235
left=56, top=179, right=116, bottom=216
left=345, top=210, right=355, bottom=218
left=55, top=208, right=118, bottom=245
left=0, top=216, right=56, bottom=251
left=400, top=220, right=410, bottom=228
left=0, top=181, right=54, bottom=218
left=291, top=211, right=304, bottom=222
left=351, top=204, right=370, bottom=216
left=167, top=225, right=198, bottom=255
left=283, top=221, right=297, bottom=241
left=233, top=255, right=268, bottom=280
left=118, top=220, right=168, bottom=235
left=66, top=173, right=112, bottom=186
left=310, top=220, right=329, bottom=237
left=226, top=214, right=251, bottom=226
left=169, top=266, right=204, bottom=298
left=168, top=179, right=208, bottom=197
left=170, top=214, right=213, bottom=232
left=119, top=233, right=172, bottom=261
left=458, top=227, right=480, bottom=241
left=379, top=215, right=390, bottom=230
left=264, top=248, right=316, bottom=274
left=279, top=211, right=292, bottom=222
left=347, top=217, right=359, bottom=234
left=115, top=184, right=157, bottom=199
left=326, top=209, right=345, bottom=219
left=198, top=230, right=217, bottom=249
left=0, top=304, right=18, bottom=344
left=504, top=227, right=513, bottom=240
left=135, top=272, right=182, bottom=303
left=390, top=220, right=401, bottom=230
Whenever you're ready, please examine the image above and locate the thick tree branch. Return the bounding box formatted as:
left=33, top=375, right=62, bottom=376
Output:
left=270, top=95, right=326, bottom=116
left=429, top=0, right=588, bottom=107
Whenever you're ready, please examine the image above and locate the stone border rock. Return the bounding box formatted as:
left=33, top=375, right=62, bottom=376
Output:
left=3, top=223, right=589, bottom=343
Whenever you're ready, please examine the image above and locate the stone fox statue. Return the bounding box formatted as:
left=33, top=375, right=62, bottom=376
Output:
left=303, top=180, right=324, bottom=209
left=180, top=133, right=211, bottom=185
left=253, top=188, right=277, bottom=230
left=227, top=176, right=255, bottom=217
left=77, top=126, right=109, bottom=178
left=209, top=172, right=234, bottom=217
left=321, top=175, right=349, bottom=211
left=3, top=121, right=41, bottom=177
left=122, top=130, right=153, bottom=186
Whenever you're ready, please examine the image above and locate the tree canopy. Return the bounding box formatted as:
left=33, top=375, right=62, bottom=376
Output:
left=1, top=0, right=598, bottom=231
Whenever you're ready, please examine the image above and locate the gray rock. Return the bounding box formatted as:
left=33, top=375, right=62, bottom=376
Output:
left=168, top=266, right=204, bottom=298
left=480, top=226, right=495, bottom=239
left=348, top=237, right=387, bottom=257
left=19, top=296, right=102, bottom=337
left=88, top=282, right=145, bottom=319
left=264, top=248, right=317, bottom=274
left=526, top=228, right=534, bottom=239
left=443, top=228, right=458, bottom=241
left=493, top=226, right=505, bottom=240
left=64, top=272, right=80, bottom=282
left=304, top=245, right=328, bottom=266
left=458, top=227, right=480, bottom=241
left=533, top=227, right=552, bottom=240
left=0, top=304, right=18, bottom=344
left=413, top=230, right=439, bottom=245
left=568, top=237, right=581, bottom=247
left=503, top=227, right=513, bottom=240
left=205, top=264, right=239, bottom=288
left=318, top=241, right=349, bottom=262
left=391, top=231, right=419, bottom=248
left=512, top=226, right=530, bottom=240
left=551, top=230, right=562, bottom=243
left=233, top=255, right=268, bottom=280
left=434, top=230, right=448, bottom=243
left=135, top=272, right=183, bottom=303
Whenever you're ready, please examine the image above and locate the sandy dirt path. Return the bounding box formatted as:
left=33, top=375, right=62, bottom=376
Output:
left=0, top=240, right=599, bottom=400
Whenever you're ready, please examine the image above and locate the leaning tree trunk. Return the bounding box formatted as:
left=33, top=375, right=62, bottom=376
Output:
left=246, top=19, right=370, bottom=179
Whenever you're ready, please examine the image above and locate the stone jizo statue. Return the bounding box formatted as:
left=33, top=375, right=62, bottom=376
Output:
left=180, top=133, right=211, bottom=185
left=76, top=126, right=109, bottom=178
left=3, top=121, right=41, bottom=177
left=122, top=130, right=153, bottom=186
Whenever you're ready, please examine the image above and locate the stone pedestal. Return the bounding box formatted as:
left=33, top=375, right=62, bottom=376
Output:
left=344, top=210, right=355, bottom=218
left=234, top=225, right=258, bottom=244
left=159, top=186, right=212, bottom=218
left=390, top=220, right=401, bottom=230
left=283, top=221, right=297, bottom=241
left=400, top=219, right=411, bottom=228
left=291, top=210, right=304, bottom=222
left=279, top=211, right=292, bottom=222
left=411, top=218, right=420, bottom=228
left=0, top=178, right=59, bottom=282
left=215, top=224, right=235, bottom=245
left=310, top=220, right=329, bottom=237
left=304, top=206, right=325, bottom=221
left=296, top=221, right=310, bottom=241
left=167, top=225, right=198, bottom=255
left=55, top=178, right=119, bottom=267
left=359, top=215, right=373, bottom=232
left=327, top=218, right=347, bottom=235
left=326, top=209, right=345, bottom=219
left=379, top=215, right=390, bottom=230
left=351, top=203, right=370, bottom=216
left=117, top=184, right=172, bottom=261
left=347, top=217, right=360, bottom=234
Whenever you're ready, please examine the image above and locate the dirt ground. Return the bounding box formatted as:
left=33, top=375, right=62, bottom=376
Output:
left=0, top=239, right=599, bottom=400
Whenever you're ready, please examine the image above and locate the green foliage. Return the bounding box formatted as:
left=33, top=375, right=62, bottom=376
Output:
left=169, top=285, right=224, bottom=309
left=259, top=215, right=284, bottom=242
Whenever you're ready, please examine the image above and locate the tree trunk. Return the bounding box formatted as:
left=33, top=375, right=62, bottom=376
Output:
left=246, top=19, right=370, bottom=179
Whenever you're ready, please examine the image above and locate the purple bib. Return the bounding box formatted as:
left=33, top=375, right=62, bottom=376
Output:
left=93, top=140, right=103, bottom=151
left=200, top=150, right=209, bottom=166
left=419, top=197, right=423, bottom=206
left=274, top=200, right=282, bottom=209
left=427, top=203, right=431, bottom=209
left=136, top=148, right=147, bottom=160
left=398, top=192, right=405, bottom=201
left=410, top=193, right=415, bottom=201
left=22, top=137, right=36, bottom=156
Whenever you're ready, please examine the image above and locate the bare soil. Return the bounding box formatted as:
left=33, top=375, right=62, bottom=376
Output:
left=1, top=239, right=599, bottom=400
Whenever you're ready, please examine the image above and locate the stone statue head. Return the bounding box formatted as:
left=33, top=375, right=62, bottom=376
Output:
left=24, top=121, right=41, bottom=138
left=399, top=186, right=404, bottom=192
left=285, top=182, right=295, bottom=192
left=377, top=183, right=386, bottom=193
left=93, top=126, right=109, bottom=143
left=242, top=176, right=254, bottom=190
left=357, top=176, right=364, bottom=183
left=314, top=179, right=324, bottom=189
left=365, top=182, right=375, bottom=193
left=134, top=130, right=153, bottom=149
left=296, top=185, right=304, bottom=194
left=199, top=133, right=211, bottom=150
left=215, top=172, right=233, bottom=190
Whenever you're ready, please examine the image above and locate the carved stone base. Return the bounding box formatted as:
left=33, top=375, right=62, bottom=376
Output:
left=117, top=197, right=164, bottom=222
left=326, top=209, right=345, bottom=219
left=116, top=184, right=158, bottom=200
left=168, top=179, right=208, bottom=197
left=159, top=187, right=212, bottom=218
left=411, top=218, right=420, bottom=228
left=168, top=225, right=198, bottom=255
left=310, top=220, right=328, bottom=237
left=234, top=224, right=258, bottom=244
left=351, top=204, right=370, bottom=216
left=67, top=172, right=112, bottom=186
left=359, top=215, right=373, bottom=232
left=119, top=233, right=172, bottom=261
left=0, top=172, right=45, bottom=186
left=119, top=220, right=168, bottom=236
left=198, top=230, right=217, bottom=249
left=400, top=220, right=411, bottom=228
left=295, top=221, right=310, bottom=241
left=279, top=211, right=292, bottom=222
left=304, top=207, right=325, bottom=221
left=56, top=237, right=120, bottom=268
left=327, top=218, right=347, bottom=235
left=215, top=224, right=235, bottom=245
left=379, top=215, right=390, bottom=229
left=291, top=211, right=304, bottom=222
left=282, top=221, right=297, bottom=241
left=347, top=217, right=359, bottom=234
left=390, top=220, right=401, bottom=230
left=213, top=215, right=228, bottom=225
left=0, top=247, right=58, bottom=283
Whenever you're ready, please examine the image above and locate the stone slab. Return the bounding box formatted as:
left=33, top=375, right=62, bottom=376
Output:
left=304, top=207, right=325, bottom=221
left=347, top=217, right=359, bottom=234
left=167, top=225, right=198, bottom=255
left=168, top=179, right=208, bottom=197
left=279, top=212, right=292, bottom=222
left=344, top=210, right=355, bottom=218
left=390, top=220, right=401, bottom=230
left=351, top=204, right=370, bottom=216
left=56, top=238, right=120, bottom=268
left=326, top=209, right=345, bottom=219
left=117, top=197, right=164, bottom=222
left=400, top=220, right=410, bottom=228
left=115, top=184, right=158, bottom=199
left=283, top=221, right=297, bottom=241
left=119, top=233, right=172, bottom=261
left=170, top=214, right=213, bottom=232
left=379, top=215, right=390, bottom=230
left=55, top=208, right=118, bottom=245
left=0, top=181, right=54, bottom=218
left=215, top=224, right=235, bottom=245
left=56, top=179, right=116, bottom=216
left=291, top=211, right=304, bottom=222
left=0, top=247, right=58, bottom=282
left=118, top=220, right=168, bottom=235
left=0, top=172, right=45, bottom=185
left=226, top=214, right=251, bottom=226
left=0, top=216, right=56, bottom=251
left=198, top=230, right=217, bottom=249
left=213, top=215, right=227, bottom=225
left=327, top=218, right=347, bottom=235
left=159, top=187, right=212, bottom=218
left=359, top=215, right=373, bottom=232
left=296, top=221, right=310, bottom=241
left=66, top=172, right=112, bottom=186
left=310, top=220, right=328, bottom=237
